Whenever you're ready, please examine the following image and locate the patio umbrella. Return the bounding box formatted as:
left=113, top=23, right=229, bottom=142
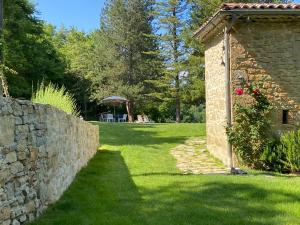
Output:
left=101, top=96, right=128, bottom=117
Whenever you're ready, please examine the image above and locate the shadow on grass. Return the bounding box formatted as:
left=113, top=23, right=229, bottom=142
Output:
left=92, top=122, right=203, bottom=147
left=30, top=150, right=144, bottom=225
left=31, top=150, right=300, bottom=225
left=139, top=180, right=300, bottom=225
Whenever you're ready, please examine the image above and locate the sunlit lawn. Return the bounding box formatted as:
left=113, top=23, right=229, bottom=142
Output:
left=30, top=123, right=300, bottom=225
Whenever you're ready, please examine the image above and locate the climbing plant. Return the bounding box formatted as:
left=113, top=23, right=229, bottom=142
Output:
left=226, top=80, right=273, bottom=168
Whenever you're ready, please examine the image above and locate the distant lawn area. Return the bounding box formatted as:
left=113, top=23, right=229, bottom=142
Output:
left=30, top=123, right=300, bottom=225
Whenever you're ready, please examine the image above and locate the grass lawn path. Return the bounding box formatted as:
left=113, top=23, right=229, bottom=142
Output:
left=30, top=123, right=300, bottom=225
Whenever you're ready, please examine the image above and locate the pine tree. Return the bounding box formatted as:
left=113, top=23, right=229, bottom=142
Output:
left=90, top=0, right=161, bottom=122
left=155, top=0, right=190, bottom=123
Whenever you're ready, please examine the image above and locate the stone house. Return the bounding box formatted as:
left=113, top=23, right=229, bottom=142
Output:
left=194, top=3, right=300, bottom=167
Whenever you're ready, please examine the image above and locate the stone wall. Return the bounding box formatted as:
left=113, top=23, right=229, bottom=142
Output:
left=204, top=32, right=229, bottom=166
left=0, top=97, right=99, bottom=225
left=230, top=20, right=300, bottom=133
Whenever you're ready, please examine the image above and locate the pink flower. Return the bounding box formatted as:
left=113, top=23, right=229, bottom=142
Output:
left=235, top=88, right=244, bottom=96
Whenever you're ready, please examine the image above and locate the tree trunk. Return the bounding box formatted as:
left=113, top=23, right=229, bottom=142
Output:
left=173, top=6, right=180, bottom=123
left=83, top=93, right=87, bottom=118
left=126, top=101, right=134, bottom=123
left=175, top=89, right=180, bottom=123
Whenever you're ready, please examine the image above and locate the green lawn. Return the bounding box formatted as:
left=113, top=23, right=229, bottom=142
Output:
left=30, top=123, right=300, bottom=225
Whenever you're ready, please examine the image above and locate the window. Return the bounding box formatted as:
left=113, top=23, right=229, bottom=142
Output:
left=282, top=110, right=289, bottom=124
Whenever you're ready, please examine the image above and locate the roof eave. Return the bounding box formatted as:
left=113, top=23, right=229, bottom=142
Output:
left=194, top=9, right=300, bottom=41
left=193, top=11, right=228, bottom=41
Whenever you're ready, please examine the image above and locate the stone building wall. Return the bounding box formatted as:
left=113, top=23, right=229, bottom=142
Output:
left=230, top=20, right=300, bottom=133
left=204, top=19, right=300, bottom=166
left=0, top=97, right=99, bottom=225
left=204, top=32, right=229, bottom=166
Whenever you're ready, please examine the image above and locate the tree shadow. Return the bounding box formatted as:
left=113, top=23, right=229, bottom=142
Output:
left=92, top=122, right=204, bottom=147
left=139, top=180, right=300, bottom=225
left=29, top=150, right=145, bottom=225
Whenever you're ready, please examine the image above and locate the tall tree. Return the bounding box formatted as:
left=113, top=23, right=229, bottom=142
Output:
left=3, top=0, right=66, bottom=97
left=155, top=0, right=190, bottom=123
left=90, top=0, right=161, bottom=122
left=50, top=27, right=94, bottom=117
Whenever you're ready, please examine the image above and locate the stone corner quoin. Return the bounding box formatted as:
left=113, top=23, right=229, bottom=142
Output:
left=0, top=96, right=99, bottom=225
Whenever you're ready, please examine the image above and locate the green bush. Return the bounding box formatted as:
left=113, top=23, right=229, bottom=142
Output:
left=261, top=129, right=300, bottom=173
left=32, top=82, right=80, bottom=117
left=261, top=138, right=286, bottom=173
left=281, top=129, right=300, bottom=172
left=182, top=104, right=206, bottom=123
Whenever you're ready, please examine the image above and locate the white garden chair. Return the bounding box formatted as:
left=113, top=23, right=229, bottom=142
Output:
left=106, top=114, right=114, bottom=122
left=118, top=114, right=127, bottom=122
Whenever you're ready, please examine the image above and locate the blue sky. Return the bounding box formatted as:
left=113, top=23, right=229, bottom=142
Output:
left=33, top=0, right=300, bottom=32
left=33, top=0, right=106, bottom=32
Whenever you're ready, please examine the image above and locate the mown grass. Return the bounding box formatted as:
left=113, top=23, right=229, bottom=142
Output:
left=30, top=123, right=300, bottom=225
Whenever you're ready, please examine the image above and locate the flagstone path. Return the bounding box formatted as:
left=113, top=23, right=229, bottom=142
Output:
left=171, top=138, right=229, bottom=174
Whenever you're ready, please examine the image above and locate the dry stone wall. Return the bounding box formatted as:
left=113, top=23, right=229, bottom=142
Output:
left=0, top=96, right=99, bottom=225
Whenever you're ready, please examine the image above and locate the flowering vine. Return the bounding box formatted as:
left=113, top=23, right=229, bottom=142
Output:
left=227, top=79, right=273, bottom=168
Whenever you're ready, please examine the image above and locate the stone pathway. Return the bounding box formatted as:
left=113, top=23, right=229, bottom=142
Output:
left=171, top=138, right=229, bottom=175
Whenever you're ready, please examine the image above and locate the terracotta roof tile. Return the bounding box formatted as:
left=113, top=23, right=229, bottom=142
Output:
left=194, top=3, right=300, bottom=40
left=221, top=3, right=300, bottom=10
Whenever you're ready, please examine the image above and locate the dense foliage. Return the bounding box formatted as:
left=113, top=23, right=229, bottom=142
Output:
left=3, top=0, right=65, bottom=97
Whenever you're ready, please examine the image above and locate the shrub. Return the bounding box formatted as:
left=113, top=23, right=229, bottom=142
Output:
left=32, top=82, right=80, bottom=117
left=261, top=129, right=300, bottom=173
left=261, top=138, right=286, bottom=173
left=280, top=129, right=300, bottom=172
left=182, top=104, right=206, bottom=123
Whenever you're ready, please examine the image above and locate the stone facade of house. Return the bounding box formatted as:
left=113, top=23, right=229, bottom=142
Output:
left=0, top=97, right=99, bottom=225
left=201, top=7, right=300, bottom=166
left=231, top=20, right=300, bottom=132
left=205, top=32, right=229, bottom=164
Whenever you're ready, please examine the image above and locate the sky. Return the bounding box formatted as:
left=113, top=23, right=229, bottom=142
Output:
left=33, top=0, right=106, bottom=32
left=33, top=0, right=300, bottom=32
